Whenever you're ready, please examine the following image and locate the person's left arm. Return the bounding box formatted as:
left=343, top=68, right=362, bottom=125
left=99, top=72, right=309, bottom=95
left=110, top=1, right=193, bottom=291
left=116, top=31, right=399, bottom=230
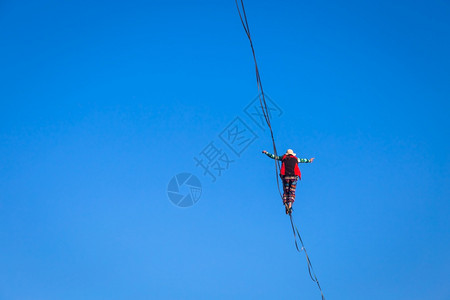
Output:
left=262, top=150, right=282, bottom=161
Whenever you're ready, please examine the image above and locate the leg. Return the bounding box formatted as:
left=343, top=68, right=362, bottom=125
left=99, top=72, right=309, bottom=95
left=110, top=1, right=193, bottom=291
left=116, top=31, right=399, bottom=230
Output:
left=289, top=180, right=297, bottom=207
left=282, top=179, right=290, bottom=205
left=284, top=179, right=295, bottom=214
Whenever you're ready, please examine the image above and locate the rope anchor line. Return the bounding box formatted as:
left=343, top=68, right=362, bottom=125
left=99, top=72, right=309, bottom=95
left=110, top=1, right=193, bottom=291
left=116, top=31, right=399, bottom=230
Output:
left=235, top=1, right=326, bottom=299
left=289, top=214, right=326, bottom=300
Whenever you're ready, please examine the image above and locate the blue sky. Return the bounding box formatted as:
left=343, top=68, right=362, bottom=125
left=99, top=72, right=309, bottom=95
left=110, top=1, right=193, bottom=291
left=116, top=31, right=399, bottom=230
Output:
left=1, top=0, right=449, bottom=299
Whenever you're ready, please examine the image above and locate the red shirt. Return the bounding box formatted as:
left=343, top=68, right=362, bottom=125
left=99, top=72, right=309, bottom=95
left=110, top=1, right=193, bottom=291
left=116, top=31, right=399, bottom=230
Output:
left=280, top=154, right=301, bottom=178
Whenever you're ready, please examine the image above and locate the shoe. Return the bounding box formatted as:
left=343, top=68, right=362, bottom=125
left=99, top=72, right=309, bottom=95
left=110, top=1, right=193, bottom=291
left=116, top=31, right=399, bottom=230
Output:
left=287, top=204, right=293, bottom=215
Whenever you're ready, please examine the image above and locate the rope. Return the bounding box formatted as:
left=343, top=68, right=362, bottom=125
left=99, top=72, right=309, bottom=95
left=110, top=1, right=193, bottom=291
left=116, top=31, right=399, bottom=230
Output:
left=235, top=1, right=326, bottom=299
left=289, top=213, right=326, bottom=300
left=234, top=0, right=283, bottom=198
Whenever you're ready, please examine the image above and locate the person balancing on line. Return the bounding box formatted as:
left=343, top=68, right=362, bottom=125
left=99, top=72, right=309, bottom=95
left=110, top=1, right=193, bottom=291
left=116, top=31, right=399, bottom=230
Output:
left=262, top=149, right=314, bottom=214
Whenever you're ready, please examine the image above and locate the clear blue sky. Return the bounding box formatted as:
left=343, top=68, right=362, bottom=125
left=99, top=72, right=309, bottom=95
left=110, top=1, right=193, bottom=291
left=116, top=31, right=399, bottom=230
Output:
left=1, top=0, right=449, bottom=299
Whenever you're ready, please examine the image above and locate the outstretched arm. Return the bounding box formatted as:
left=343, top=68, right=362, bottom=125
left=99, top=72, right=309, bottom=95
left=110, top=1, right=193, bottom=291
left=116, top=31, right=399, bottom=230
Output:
left=298, top=157, right=315, bottom=163
left=262, top=150, right=282, bottom=161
